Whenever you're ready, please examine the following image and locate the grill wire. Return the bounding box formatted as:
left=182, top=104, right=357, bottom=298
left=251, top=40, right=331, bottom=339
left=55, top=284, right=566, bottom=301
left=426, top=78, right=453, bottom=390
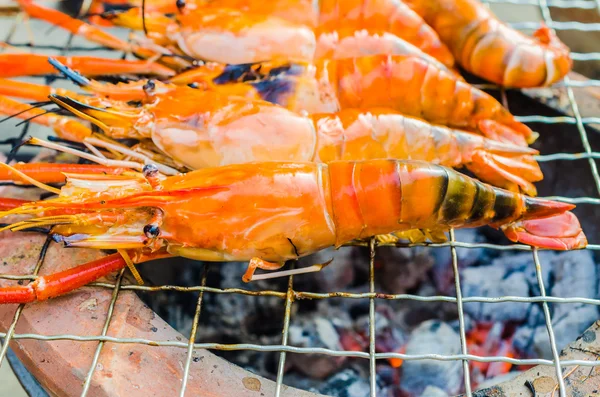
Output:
left=0, top=1, right=599, bottom=397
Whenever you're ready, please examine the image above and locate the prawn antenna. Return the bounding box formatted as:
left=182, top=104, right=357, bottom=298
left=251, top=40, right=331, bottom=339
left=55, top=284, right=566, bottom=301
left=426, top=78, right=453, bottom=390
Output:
left=48, top=58, right=91, bottom=87
left=8, top=138, right=32, bottom=156
left=142, top=0, right=148, bottom=36
left=14, top=108, right=61, bottom=127
left=0, top=215, right=77, bottom=233
left=0, top=162, right=61, bottom=195
left=0, top=101, right=53, bottom=123
left=0, top=223, right=50, bottom=234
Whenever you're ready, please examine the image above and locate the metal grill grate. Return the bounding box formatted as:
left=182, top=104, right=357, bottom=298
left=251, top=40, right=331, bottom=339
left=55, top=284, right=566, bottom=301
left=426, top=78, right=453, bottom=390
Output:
left=0, top=1, right=600, bottom=397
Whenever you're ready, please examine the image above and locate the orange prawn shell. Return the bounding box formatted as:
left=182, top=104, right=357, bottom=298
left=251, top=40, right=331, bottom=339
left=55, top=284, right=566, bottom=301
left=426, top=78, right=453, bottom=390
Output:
left=158, top=163, right=336, bottom=261
left=316, top=0, right=455, bottom=67
left=183, top=0, right=454, bottom=67
left=404, top=0, right=572, bottom=87
left=13, top=160, right=585, bottom=265
left=324, top=55, right=534, bottom=144
left=142, top=93, right=317, bottom=170
left=170, top=7, right=317, bottom=64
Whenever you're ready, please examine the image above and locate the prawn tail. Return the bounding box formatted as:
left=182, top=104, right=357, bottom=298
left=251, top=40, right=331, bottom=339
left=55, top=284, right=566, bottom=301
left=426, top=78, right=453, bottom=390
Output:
left=502, top=211, right=587, bottom=250
left=533, top=24, right=561, bottom=47
left=476, top=185, right=586, bottom=250
left=532, top=24, right=573, bottom=86
left=477, top=119, right=538, bottom=146
left=465, top=141, right=542, bottom=196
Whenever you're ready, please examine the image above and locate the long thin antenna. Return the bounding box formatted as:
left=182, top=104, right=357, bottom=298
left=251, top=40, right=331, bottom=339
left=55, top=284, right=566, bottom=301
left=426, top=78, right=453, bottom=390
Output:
left=14, top=109, right=58, bottom=127
left=0, top=102, right=52, bottom=123
left=142, top=0, right=148, bottom=36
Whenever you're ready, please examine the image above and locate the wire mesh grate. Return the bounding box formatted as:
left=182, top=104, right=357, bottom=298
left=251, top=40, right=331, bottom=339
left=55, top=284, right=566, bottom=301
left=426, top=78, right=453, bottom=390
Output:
left=0, top=1, right=599, bottom=396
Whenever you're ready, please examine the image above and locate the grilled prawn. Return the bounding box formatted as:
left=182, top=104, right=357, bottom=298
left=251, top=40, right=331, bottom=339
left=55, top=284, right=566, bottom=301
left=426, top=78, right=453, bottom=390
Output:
left=0, top=159, right=586, bottom=304
left=172, top=55, right=536, bottom=145
left=0, top=55, right=532, bottom=147
left=17, top=0, right=451, bottom=68
left=404, top=0, right=572, bottom=87
left=79, top=0, right=455, bottom=67
left=0, top=76, right=541, bottom=195
left=108, top=0, right=455, bottom=66
left=40, top=92, right=541, bottom=195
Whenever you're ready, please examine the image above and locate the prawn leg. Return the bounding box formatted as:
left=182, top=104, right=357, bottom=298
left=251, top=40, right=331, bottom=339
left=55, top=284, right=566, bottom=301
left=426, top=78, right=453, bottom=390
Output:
left=242, top=258, right=285, bottom=283
left=49, top=58, right=173, bottom=102
left=18, top=0, right=132, bottom=52
left=17, top=0, right=188, bottom=69
left=0, top=163, right=128, bottom=185
left=24, top=136, right=180, bottom=175
left=0, top=54, right=175, bottom=78
left=0, top=58, right=168, bottom=104
left=375, top=229, right=448, bottom=245
left=0, top=198, right=30, bottom=211
left=0, top=253, right=125, bottom=304
left=0, top=251, right=170, bottom=304
left=246, top=259, right=334, bottom=282
left=0, top=78, right=80, bottom=102
left=0, top=95, right=93, bottom=142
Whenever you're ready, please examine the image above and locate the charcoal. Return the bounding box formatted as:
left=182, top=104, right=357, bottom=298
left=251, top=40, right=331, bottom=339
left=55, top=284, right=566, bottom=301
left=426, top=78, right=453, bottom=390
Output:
left=419, top=386, right=449, bottom=397
left=462, top=266, right=530, bottom=323
left=373, top=246, right=435, bottom=294
left=524, top=305, right=544, bottom=328
left=317, top=369, right=376, bottom=397
left=512, top=326, right=534, bottom=355
left=461, top=250, right=598, bottom=326
left=399, top=321, right=463, bottom=396
left=288, top=315, right=348, bottom=379
left=283, top=372, right=330, bottom=394
left=378, top=386, right=401, bottom=397
left=431, top=229, right=487, bottom=293
left=544, top=249, right=597, bottom=305
left=288, top=316, right=342, bottom=352
left=393, top=297, right=458, bottom=331
left=354, top=305, right=407, bottom=356
left=533, top=250, right=598, bottom=357
left=376, top=364, right=400, bottom=389
left=196, top=261, right=288, bottom=343
left=490, top=250, right=599, bottom=358
left=287, top=352, right=347, bottom=380
left=531, top=304, right=599, bottom=358
left=202, top=290, right=286, bottom=341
